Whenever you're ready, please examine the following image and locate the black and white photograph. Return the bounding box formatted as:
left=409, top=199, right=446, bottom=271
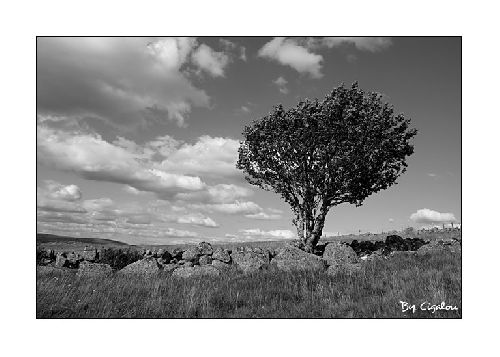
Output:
left=6, top=1, right=500, bottom=355
left=35, top=36, right=461, bottom=318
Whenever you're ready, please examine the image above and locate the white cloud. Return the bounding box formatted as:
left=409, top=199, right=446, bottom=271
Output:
left=37, top=180, right=86, bottom=213
left=389, top=218, right=395, bottom=223
left=37, top=37, right=210, bottom=128
left=160, top=135, right=240, bottom=177
left=175, top=213, right=219, bottom=228
left=273, top=76, right=289, bottom=94
left=410, top=208, right=457, bottom=224
left=175, top=184, right=252, bottom=203
left=238, top=228, right=295, bottom=240
left=191, top=44, right=230, bottom=77
left=245, top=212, right=281, bottom=220
left=258, top=37, right=323, bottom=78
left=37, top=126, right=206, bottom=197
left=190, top=201, right=262, bottom=215
left=38, top=180, right=82, bottom=202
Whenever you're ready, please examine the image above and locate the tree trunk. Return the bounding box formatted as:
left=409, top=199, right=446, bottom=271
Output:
left=296, top=205, right=328, bottom=253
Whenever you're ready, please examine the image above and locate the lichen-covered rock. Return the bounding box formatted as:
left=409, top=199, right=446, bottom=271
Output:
left=326, top=263, right=362, bottom=276
left=197, top=242, right=213, bottom=255
left=182, top=247, right=201, bottom=262
left=172, top=265, right=220, bottom=279
left=231, top=247, right=270, bottom=274
left=417, top=241, right=461, bottom=256
left=212, top=248, right=231, bottom=263
left=162, top=264, right=178, bottom=273
left=119, top=257, right=161, bottom=276
left=198, top=255, right=213, bottom=266
left=272, top=245, right=326, bottom=272
left=76, top=262, right=113, bottom=278
left=55, top=254, right=68, bottom=268
left=212, top=260, right=231, bottom=269
left=171, top=248, right=184, bottom=260
left=81, top=248, right=97, bottom=262
left=322, top=242, right=359, bottom=267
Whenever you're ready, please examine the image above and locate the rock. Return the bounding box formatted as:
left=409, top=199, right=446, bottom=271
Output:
left=182, top=247, right=201, bottom=263
left=184, top=261, right=194, bottom=267
left=172, top=265, right=220, bottom=279
left=231, top=247, right=270, bottom=274
left=417, top=241, right=461, bottom=256
left=212, top=260, right=231, bottom=269
left=326, top=263, right=362, bottom=276
left=271, top=245, right=326, bottom=272
left=81, top=248, right=97, bottom=262
left=76, top=262, right=113, bottom=278
left=66, top=252, right=82, bottom=266
left=55, top=254, right=68, bottom=268
left=197, top=242, right=213, bottom=255
left=322, top=242, right=359, bottom=267
left=198, top=255, right=213, bottom=266
left=119, top=257, right=161, bottom=276
left=171, top=248, right=184, bottom=260
left=162, top=264, right=178, bottom=273
left=212, top=248, right=231, bottom=263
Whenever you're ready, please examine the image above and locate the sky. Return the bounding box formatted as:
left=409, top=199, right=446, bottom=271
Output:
left=36, top=37, right=461, bottom=245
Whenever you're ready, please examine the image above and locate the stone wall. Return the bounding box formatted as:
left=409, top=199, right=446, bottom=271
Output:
left=36, top=235, right=461, bottom=279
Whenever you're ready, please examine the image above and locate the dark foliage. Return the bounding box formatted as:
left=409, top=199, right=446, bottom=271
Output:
left=96, top=248, right=143, bottom=270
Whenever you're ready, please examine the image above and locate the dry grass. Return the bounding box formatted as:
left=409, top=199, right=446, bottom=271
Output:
left=37, top=250, right=461, bottom=318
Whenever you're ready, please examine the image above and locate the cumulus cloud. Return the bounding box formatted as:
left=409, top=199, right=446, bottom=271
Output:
left=191, top=44, right=230, bottom=77
left=190, top=201, right=262, bottom=215
left=159, top=135, right=240, bottom=177
left=273, top=76, right=289, bottom=94
left=245, top=212, right=281, bottom=220
left=258, top=37, right=323, bottom=78
left=238, top=228, right=295, bottom=240
left=410, top=208, right=457, bottom=224
left=37, top=37, right=212, bottom=128
left=175, top=184, right=252, bottom=203
left=175, top=213, right=219, bottom=228
left=37, top=180, right=86, bottom=213
left=37, top=126, right=206, bottom=197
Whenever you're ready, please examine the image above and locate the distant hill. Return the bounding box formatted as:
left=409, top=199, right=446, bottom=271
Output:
left=36, top=233, right=129, bottom=246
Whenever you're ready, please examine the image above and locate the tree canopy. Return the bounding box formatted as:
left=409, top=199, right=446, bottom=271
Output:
left=236, top=83, right=417, bottom=251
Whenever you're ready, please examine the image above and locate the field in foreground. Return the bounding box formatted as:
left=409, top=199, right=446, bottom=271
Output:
left=37, top=250, right=461, bottom=318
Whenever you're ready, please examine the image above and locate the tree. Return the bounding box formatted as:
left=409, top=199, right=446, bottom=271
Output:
left=236, top=83, right=417, bottom=252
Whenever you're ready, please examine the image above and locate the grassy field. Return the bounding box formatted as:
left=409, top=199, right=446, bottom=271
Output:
left=36, top=250, right=461, bottom=318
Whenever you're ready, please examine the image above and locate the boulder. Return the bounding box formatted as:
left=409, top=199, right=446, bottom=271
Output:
left=55, top=254, right=68, bottom=268
left=271, top=245, right=326, bottom=272
left=172, top=265, right=220, bottom=279
left=231, top=247, right=270, bottom=274
left=182, top=247, right=201, bottom=263
left=162, top=264, right=178, bottom=273
left=212, top=260, right=231, bottom=270
left=119, top=257, right=161, bottom=276
left=322, top=242, right=360, bottom=267
left=184, top=261, right=194, bottom=267
left=326, top=263, right=362, bottom=276
left=171, top=248, right=184, bottom=260
left=212, top=248, right=231, bottom=263
left=81, top=248, right=97, bottom=262
left=198, top=255, right=213, bottom=266
left=76, top=262, right=113, bottom=278
left=198, top=242, right=213, bottom=255
left=417, top=241, right=461, bottom=256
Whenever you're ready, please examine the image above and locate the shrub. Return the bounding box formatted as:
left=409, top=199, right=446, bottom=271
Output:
left=96, top=248, right=143, bottom=270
